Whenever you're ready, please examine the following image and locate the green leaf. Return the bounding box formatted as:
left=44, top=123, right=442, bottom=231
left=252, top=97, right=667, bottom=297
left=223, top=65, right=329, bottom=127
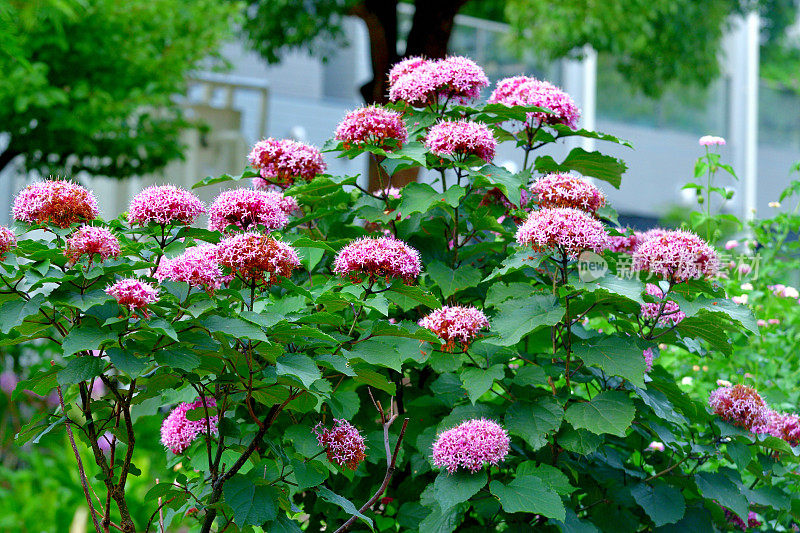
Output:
left=564, top=391, right=635, bottom=437
left=203, top=316, right=268, bottom=342
left=676, top=314, right=737, bottom=355
left=505, top=397, right=563, bottom=450
left=154, top=350, right=200, bottom=372
left=490, top=294, right=563, bottom=346
left=534, top=147, right=627, bottom=188
left=670, top=295, right=758, bottom=333
left=418, top=504, right=466, bottom=533
left=631, top=483, right=685, bottom=527
left=483, top=250, right=543, bottom=282
left=276, top=353, right=322, bottom=389
left=223, top=475, right=279, bottom=527
left=291, top=458, right=328, bottom=489
left=388, top=282, right=440, bottom=309
left=57, top=356, right=103, bottom=386
left=433, top=470, right=487, bottom=511
left=694, top=472, right=748, bottom=521
left=489, top=475, right=565, bottom=520
left=517, top=462, right=575, bottom=495
left=106, top=348, right=146, bottom=378
left=512, top=365, right=547, bottom=387
left=344, top=337, right=429, bottom=372
left=427, top=261, right=482, bottom=299
left=62, top=326, right=117, bottom=357
left=398, top=182, right=466, bottom=215
left=0, top=293, right=46, bottom=334
left=192, top=169, right=258, bottom=189
left=460, top=365, right=505, bottom=404
left=470, top=164, right=528, bottom=206
left=558, top=428, right=601, bottom=455
left=573, top=336, right=646, bottom=387
left=555, top=508, right=600, bottom=533
left=317, top=487, right=374, bottom=531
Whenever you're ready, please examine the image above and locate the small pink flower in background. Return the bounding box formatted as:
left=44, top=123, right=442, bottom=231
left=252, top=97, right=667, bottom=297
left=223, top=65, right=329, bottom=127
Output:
left=155, top=244, right=227, bottom=291
left=65, top=226, right=120, bottom=266
left=90, top=377, right=106, bottom=400
left=632, top=230, right=719, bottom=282
left=737, top=263, right=752, bottom=276
left=646, top=441, right=664, bottom=452
left=757, top=319, right=767, bottom=327
left=530, top=173, right=606, bottom=215
left=770, top=284, right=800, bottom=299
left=489, top=76, right=581, bottom=130
left=717, top=379, right=732, bottom=387
left=681, top=376, right=694, bottom=385
left=640, top=284, right=685, bottom=327
left=333, top=236, right=421, bottom=285
left=97, top=432, right=115, bottom=454
left=207, top=189, right=292, bottom=233
left=740, top=283, right=753, bottom=291
left=721, top=507, right=761, bottom=531
left=768, top=318, right=780, bottom=325
left=313, top=419, right=367, bottom=470
left=0, top=226, right=16, bottom=259
left=374, top=186, right=401, bottom=200
left=515, top=207, right=609, bottom=258
left=424, top=120, right=496, bottom=162
left=0, top=370, right=18, bottom=395
left=642, top=348, right=655, bottom=373
left=419, top=306, right=490, bottom=351
left=13, top=180, right=99, bottom=228
left=127, top=185, right=204, bottom=226
left=248, top=138, right=326, bottom=188
left=725, top=240, right=739, bottom=250
left=432, top=418, right=510, bottom=473
left=106, top=279, right=159, bottom=315
left=335, top=106, right=408, bottom=149
left=709, top=384, right=770, bottom=431
left=160, top=397, right=219, bottom=454
left=699, top=135, right=726, bottom=146
left=731, top=295, right=748, bottom=305
left=217, top=232, right=300, bottom=284
left=692, top=365, right=701, bottom=372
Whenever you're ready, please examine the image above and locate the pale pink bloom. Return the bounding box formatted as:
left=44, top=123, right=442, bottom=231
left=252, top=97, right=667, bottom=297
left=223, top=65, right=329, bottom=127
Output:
left=709, top=384, right=770, bottom=431
left=607, top=233, right=641, bottom=254
left=515, top=207, right=608, bottom=258
left=424, top=120, right=496, bottom=162
left=632, top=230, right=719, bottom=282
left=90, top=377, right=106, bottom=400
left=207, top=189, right=291, bottom=233
left=699, top=135, right=726, bottom=146
left=646, top=441, right=664, bottom=452
left=740, top=283, right=753, bottom=291
left=313, top=419, right=367, bottom=470
left=217, top=232, right=300, bottom=284
left=681, top=376, right=694, bottom=385
left=65, top=226, right=120, bottom=265
left=725, top=240, right=739, bottom=250
left=374, top=187, right=401, bottom=199
left=248, top=138, right=326, bottom=188
left=155, top=244, right=226, bottom=290
left=717, top=379, right=732, bottom=387
left=643, top=348, right=655, bottom=373
left=388, top=56, right=489, bottom=107
left=0, top=226, right=16, bottom=259
left=489, top=76, right=580, bottom=129
left=419, top=306, right=489, bottom=350
left=388, top=56, right=428, bottom=85
left=127, top=185, right=204, bottom=226
left=531, top=173, right=606, bottom=214
left=335, top=106, right=408, bottom=149
left=106, top=279, right=159, bottom=314
left=97, top=432, right=115, bottom=454
left=0, top=370, right=18, bottom=395
left=731, top=295, right=749, bottom=305
left=769, top=201, right=781, bottom=208
left=768, top=318, right=780, bottom=325
left=333, top=236, right=421, bottom=284
left=737, top=263, right=752, bottom=276
left=763, top=412, right=800, bottom=446
left=640, top=284, right=685, bottom=326
left=13, top=180, right=98, bottom=228
left=757, top=319, right=767, bottom=327
left=432, top=418, right=510, bottom=473
left=160, top=398, right=218, bottom=454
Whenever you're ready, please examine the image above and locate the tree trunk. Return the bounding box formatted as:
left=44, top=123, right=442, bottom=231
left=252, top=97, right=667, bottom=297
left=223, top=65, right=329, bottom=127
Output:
left=0, top=146, right=20, bottom=176
left=404, top=0, right=467, bottom=59
left=352, top=0, right=399, bottom=105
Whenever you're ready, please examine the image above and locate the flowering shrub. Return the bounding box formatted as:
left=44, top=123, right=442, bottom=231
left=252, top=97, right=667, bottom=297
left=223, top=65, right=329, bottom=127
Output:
left=3, top=56, right=799, bottom=533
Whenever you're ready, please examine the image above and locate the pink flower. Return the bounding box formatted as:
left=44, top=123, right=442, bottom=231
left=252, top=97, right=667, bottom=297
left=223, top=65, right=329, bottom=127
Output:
left=0, top=370, right=18, bottom=395
left=632, top=230, right=719, bottom=282
left=722, top=507, right=761, bottom=531
left=0, top=226, right=16, bottom=259
left=388, top=56, right=428, bottom=85
left=374, top=187, right=402, bottom=200
left=388, top=56, right=489, bottom=107
left=489, top=76, right=581, bottom=129
left=217, top=232, right=300, bottom=284
left=646, top=441, right=664, bottom=452
left=699, top=135, right=726, bottom=146
left=248, top=138, right=326, bottom=188
left=13, top=180, right=98, bottom=228
left=764, top=412, right=800, bottom=446
left=419, top=306, right=489, bottom=350
left=313, top=419, right=367, bottom=470
left=737, top=263, right=752, bottom=276
left=97, top=432, right=115, bottom=455
left=768, top=318, right=780, bottom=325
left=531, top=173, right=606, bottom=214
left=643, top=348, right=655, bottom=373
left=207, top=189, right=291, bottom=233
left=65, top=226, right=120, bottom=265
left=106, top=279, right=159, bottom=315
left=757, top=319, right=767, bottom=327
left=709, top=384, right=770, bottom=431
left=155, top=244, right=227, bottom=291
left=607, top=233, right=641, bottom=254
left=335, top=106, right=408, bottom=149
left=424, top=120, right=496, bottom=162
left=725, top=240, right=739, bottom=250
left=432, top=418, right=510, bottom=473
left=515, top=207, right=609, bottom=258
left=127, top=185, right=204, bottom=226
left=333, top=236, right=421, bottom=284
left=640, top=284, right=685, bottom=327
left=731, top=295, right=748, bottom=305
left=160, top=398, right=219, bottom=454
left=433, top=56, right=490, bottom=102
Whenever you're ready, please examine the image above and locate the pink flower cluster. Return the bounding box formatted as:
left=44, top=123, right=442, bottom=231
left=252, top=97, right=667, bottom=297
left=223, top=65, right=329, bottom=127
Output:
left=643, top=348, right=655, bottom=373
left=160, top=398, right=219, bottom=454
left=419, top=306, right=490, bottom=350
left=13, top=180, right=99, bottom=228
left=0, top=226, right=16, bottom=259
left=699, top=135, right=726, bottom=146
left=127, top=185, right=204, bottom=226
left=335, top=106, right=408, bottom=149
left=640, top=283, right=685, bottom=327
left=632, top=230, right=719, bottom=282
left=106, top=278, right=159, bottom=315
left=424, top=120, right=496, bottom=162
left=488, top=76, right=581, bottom=130
left=709, top=384, right=800, bottom=446
left=607, top=234, right=641, bottom=254
left=313, top=419, right=367, bottom=470
left=768, top=284, right=799, bottom=299
left=333, top=236, right=421, bottom=284
left=432, top=418, right=510, bottom=473
left=388, top=56, right=489, bottom=107
left=722, top=507, right=761, bottom=531
left=530, top=173, right=606, bottom=214
left=515, top=207, right=609, bottom=258
left=65, top=226, right=120, bottom=265
left=248, top=138, right=326, bottom=188
left=207, top=189, right=294, bottom=233
left=217, top=232, right=300, bottom=284
left=155, top=244, right=227, bottom=291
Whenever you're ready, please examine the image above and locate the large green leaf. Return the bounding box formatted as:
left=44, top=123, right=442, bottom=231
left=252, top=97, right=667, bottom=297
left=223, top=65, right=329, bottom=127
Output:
left=291, top=458, right=328, bottom=490
left=490, top=294, right=563, bottom=346
left=388, top=282, right=440, bottom=309
left=223, top=475, right=279, bottom=527
left=460, top=365, right=505, bottom=404
left=427, top=261, right=482, bottom=298
left=564, top=391, right=635, bottom=437
left=489, top=475, right=565, bottom=520
left=695, top=472, right=748, bottom=521
left=469, top=164, right=528, bottom=206
left=535, top=147, right=627, bottom=188
left=483, top=250, right=543, bottom=282
left=276, top=353, right=322, bottom=389
left=345, top=337, right=430, bottom=372
left=317, top=487, right=374, bottom=531
left=671, top=294, right=758, bottom=333
left=505, top=397, right=563, bottom=450
left=573, top=336, right=646, bottom=387
left=433, top=470, right=487, bottom=511
left=558, top=428, right=601, bottom=455
left=57, top=356, right=103, bottom=386
left=517, top=462, right=575, bottom=495
left=0, top=293, right=46, bottom=334
left=62, top=325, right=118, bottom=357
left=202, top=316, right=268, bottom=342
left=631, top=483, right=685, bottom=527
left=399, top=182, right=465, bottom=215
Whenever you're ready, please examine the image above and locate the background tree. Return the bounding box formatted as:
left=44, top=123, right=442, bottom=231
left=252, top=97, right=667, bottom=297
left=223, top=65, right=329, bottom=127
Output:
left=0, top=0, right=239, bottom=178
